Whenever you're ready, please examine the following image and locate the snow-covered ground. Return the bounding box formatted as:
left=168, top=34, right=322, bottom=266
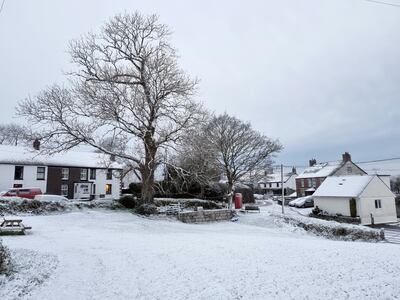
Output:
left=1, top=207, right=400, bottom=300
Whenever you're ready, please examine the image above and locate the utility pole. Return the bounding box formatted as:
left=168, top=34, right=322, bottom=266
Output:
left=281, top=164, right=285, bottom=214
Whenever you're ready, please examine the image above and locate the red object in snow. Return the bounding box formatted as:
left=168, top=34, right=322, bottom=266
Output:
left=234, top=193, right=243, bottom=209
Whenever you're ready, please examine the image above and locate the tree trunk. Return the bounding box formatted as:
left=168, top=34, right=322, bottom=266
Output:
left=227, top=181, right=234, bottom=209
left=140, top=135, right=157, bottom=203
left=141, top=167, right=155, bottom=203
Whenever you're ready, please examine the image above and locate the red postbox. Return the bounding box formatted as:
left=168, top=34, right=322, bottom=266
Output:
left=234, top=193, right=243, bottom=209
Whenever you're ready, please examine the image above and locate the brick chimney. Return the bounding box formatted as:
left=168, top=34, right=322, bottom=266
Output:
left=309, top=159, right=317, bottom=167
left=33, top=138, right=40, bottom=151
left=342, top=152, right=351, bottom=162
left=292, top=166, right=297, bottom=174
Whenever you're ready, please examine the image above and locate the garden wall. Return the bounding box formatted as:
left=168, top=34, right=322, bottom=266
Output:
left=178, top=209, right=234, bottom=223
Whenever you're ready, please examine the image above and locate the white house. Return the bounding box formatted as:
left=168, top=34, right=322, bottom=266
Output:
left=259, top=167, right=297, bottom=196
left=313, top=175, right=397, bottom=225
left=0, top=144, right=122, bottom=200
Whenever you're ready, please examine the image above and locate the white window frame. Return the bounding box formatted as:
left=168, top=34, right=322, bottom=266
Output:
left=61, top=184, right=68, bottom=196
left=37, top=166, right=46, bottom=180
left=61, top=168, right=69, bottom=180
left=375, top=199, right=382, bottom=209
left=300, top=179, right=305, bottom=188
left=80, top=168, right=88, bottom=181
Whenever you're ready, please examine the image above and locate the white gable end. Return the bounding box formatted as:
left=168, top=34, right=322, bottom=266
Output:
left=359, top=176, right=395, bottom=199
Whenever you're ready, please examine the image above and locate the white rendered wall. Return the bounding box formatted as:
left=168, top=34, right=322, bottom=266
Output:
left=313, top=196, right=351, bottom=216
left=358, top=176, right=397, bottom=225
left=0, top=164, right=47, bottom=193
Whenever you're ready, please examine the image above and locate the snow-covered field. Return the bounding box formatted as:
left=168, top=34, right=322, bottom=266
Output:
left=1, top=208, right=400, bottom=300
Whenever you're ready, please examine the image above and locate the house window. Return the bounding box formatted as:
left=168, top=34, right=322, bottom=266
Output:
left=276, top=182, right=279, bottom=188
left=37, top=167, right=45, bottom=180
left=375, top=199, right=382, bottom=209
left=61, top=168, right=69, bottom=180
left=61, top=184, right=68, bottom=196
left=307, top=179, right=312, bottom=187
left=300, top=179, right=304, bottom=188
left=269, top=183, right=272, bottom=188
left=90, top=169, right=96, bottom=180
left=14, top=166, right=24, bottom=180
left=311, top=178, right=317, bottom=188
left=347, top=166, right=352, bottom=173
left=80, top=168, right=88, bottom=181
left=105, top=184, right=112, bottom=195
left=106, top=169, right=113, bottom=180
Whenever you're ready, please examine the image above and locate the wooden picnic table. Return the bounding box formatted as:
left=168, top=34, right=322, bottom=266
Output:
left=1, top=219, right=23, bottom=227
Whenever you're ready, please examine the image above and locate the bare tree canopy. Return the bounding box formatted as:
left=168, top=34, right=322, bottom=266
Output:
left=0, top=123, right=30, bottom=146
left=18, top=12, right=201, bottom=203
left=204, top=113, right=283, bottom=195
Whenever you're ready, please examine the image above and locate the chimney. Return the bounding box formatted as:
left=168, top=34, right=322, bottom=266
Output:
left=309, top=159, right=317, bottom=167
left=110, top=154, right=116, bottom=162
left=292, top=167, right=297, bottom=174
left=33, top=138, right=40, bottom=151
left=342, top=152, right=351, bottom=162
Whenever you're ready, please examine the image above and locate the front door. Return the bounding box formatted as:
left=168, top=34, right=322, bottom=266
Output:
left=74, top=182, right=92, bottom=200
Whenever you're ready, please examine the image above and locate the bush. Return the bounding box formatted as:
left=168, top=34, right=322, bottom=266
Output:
left=118, top=195, right=139, bottom=209
left=0, top=239, right=12, bottom=274
left=135, top=203, right=158, bottom=215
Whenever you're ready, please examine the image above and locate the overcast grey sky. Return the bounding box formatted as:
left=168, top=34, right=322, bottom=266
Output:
left=0, top=0, right=399, bottom=165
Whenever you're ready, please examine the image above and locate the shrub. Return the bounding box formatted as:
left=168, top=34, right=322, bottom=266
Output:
left=118, top=195, right=139, bottom=209
left=312, top=206, right=322, bottom=215
left=0, top=239, right=12, bottom=274
left=135, top=203, right=158, bottom=215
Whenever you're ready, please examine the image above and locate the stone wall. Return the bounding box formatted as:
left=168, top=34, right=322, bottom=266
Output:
left=178, top=209, right=234, bottom=223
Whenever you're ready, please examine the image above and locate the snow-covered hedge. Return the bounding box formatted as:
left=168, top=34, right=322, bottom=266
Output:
left=276, top=213, right=384, bottom=242
left=0, top=239, right=12, bottom=274
left=0, top=197, right=123, bottom=215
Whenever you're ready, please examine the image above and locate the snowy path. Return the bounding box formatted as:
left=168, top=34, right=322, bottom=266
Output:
left=2, top=210, right=400, bottom=300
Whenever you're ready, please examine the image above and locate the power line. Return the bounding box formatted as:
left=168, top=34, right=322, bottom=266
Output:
left=356, top=157, right=400, bottom=164
left=361, top=0, right=400, bottom=7
left=272, top=157, right=400, bottom=169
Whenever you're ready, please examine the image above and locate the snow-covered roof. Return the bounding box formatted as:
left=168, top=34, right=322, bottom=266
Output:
left=259, top=172, right=295, bottom=184
left=0, top=145, right=123, bottom=169
left=296, top=161, right=343, bottom=179
left=313, top=175, right=375, bottom=198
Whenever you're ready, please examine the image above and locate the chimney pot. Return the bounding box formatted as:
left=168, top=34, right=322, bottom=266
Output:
left=342, top=152, right=351, bottom=162
left=33, top=138, right=40, bottom=151
left=309, top=159, right=317, bottom=167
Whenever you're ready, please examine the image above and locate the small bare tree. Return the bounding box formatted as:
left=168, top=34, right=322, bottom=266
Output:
left=204, top=113, right=282, bottom=206
left=164, top=125, right=221, bottom=197
left=18, top=12, right=201, bottom=204
left=0, top=123, right=30, bottom=146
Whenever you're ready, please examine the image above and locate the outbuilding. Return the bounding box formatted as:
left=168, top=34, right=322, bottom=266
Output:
left=313, top=175, right=397, bottom=225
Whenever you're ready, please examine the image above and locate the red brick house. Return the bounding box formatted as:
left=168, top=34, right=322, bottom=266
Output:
left=295, top=152, right=366, bottom=197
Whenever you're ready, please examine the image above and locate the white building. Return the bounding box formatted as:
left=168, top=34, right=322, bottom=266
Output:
left=0, top=145, right=122, bottom=200
left=313, top=175, right=397, bottom=225
left=259, top=168, right=297, bottom=196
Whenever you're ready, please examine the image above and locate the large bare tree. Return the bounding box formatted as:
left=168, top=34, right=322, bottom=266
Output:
left=204, top=113, right=282, bottom=206
left=18, top=12, right=201, bottom=203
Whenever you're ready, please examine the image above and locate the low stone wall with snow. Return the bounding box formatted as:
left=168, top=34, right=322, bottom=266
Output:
left=178, top=209, right=234, bottom=223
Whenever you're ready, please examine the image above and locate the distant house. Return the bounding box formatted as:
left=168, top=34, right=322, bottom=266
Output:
left=0, top=144, right=122, bottom=200
left=259, top=167, right=297, bottom=196
left=313, top=175, right=397, bottom=225
left=296, top=152, right=366, bottom=197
